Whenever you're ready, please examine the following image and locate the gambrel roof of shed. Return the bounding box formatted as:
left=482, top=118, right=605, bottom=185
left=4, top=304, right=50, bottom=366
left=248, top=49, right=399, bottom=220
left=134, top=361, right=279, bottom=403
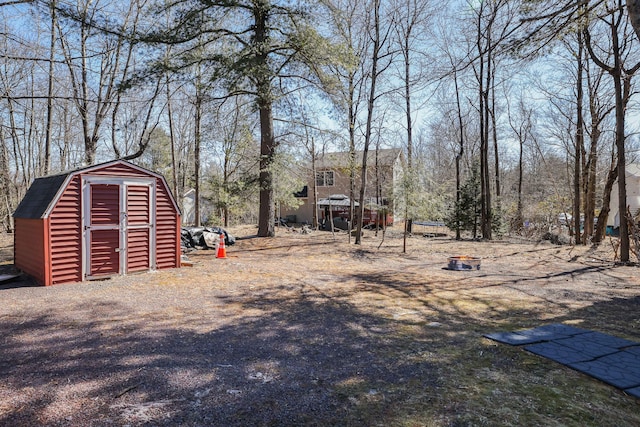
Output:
left=13, top=159, right=180, bottom=219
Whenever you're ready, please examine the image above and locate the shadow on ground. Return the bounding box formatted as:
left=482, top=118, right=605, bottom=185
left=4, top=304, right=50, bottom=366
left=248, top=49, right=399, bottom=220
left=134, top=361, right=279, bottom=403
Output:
left=2, top=286, right=640, bottom=426
left=0, top=296, right=449, bottom=426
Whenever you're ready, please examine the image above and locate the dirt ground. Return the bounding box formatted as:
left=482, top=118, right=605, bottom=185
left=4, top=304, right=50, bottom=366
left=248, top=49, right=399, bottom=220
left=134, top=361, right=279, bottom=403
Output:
left=1, top=225, right=640, bottom=426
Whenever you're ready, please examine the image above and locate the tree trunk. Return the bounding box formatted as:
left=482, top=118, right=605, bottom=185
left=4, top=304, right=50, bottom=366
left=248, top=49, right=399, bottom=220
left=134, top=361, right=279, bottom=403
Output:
left=613, top=40, right=630, bottom=261
left=255, top=3, right=277, bottom=238
left=194, top=85, right=202, bottom=227
left=167, top=77, right=178, bottom=198
left=490, top=63, right=500, bottom=205
left=476, top=1, right=492, bottom=240
left=402, top=26, right=413, bottom=252
left=454, top=68, right=464, bottom=241
left=257, top=92, right=276, bottom=237
left=311, top=138, right=318, bottom=229
left=593, top=161, right=618, bottom=244
left=44, top=0, right=56, bottom=175
left=355, top=0, right=382, bottom=245
left=517, top=129, right=524, bottom=229
left=348, top=72, right=356, bottom=244
left=627, top=0, right=640, bottom=42
left=583, top=126, right=599, bottom=242
left=574, top=31, right=584, bottom=244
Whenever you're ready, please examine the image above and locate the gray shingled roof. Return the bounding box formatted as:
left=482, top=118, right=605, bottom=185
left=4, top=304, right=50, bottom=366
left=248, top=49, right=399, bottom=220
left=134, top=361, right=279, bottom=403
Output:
left=13, top=172, right=71, bottom=219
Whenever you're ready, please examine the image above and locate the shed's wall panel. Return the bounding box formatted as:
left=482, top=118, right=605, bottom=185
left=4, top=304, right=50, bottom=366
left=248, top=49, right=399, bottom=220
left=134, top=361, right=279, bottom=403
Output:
left=127, top=228, right=150, bottom=272
left=49, top=175, right=82, bottom=284
left=127, top=185, right=150, bottom=224
left=90, top=163, right=149, bottom=178
left=90, top=229, right=120, bottom=276
left=127, top=185, right=151, bottom=272
left=14, top=218, right=48, bottom=285
left=155, top=177, right=179, bottom=269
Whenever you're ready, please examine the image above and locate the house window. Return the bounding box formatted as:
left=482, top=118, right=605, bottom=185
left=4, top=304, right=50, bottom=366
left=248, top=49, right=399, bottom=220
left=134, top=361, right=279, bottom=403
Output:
left=316, top=171, right=334, bottom=187
left=294, top=185, right=308, bottom=198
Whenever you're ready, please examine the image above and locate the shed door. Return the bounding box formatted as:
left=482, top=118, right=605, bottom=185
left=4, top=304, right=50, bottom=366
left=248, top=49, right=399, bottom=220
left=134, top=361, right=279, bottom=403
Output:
left=88, top=184, right=121, bottom=277
left=83, top=177, right=156, bottom=280
left=126, top=185, right=151, bottom=273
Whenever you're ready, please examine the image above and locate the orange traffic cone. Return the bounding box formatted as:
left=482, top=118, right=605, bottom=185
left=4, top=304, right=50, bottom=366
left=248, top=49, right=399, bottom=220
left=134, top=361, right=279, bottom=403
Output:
left=216, top=233, right=227, bottom=259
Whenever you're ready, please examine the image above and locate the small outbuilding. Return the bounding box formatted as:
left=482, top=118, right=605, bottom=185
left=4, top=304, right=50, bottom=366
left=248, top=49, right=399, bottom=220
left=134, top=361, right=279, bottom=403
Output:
left=13, top=160, right=181, bottom=286
left=608, top=164, right=640, bottom=229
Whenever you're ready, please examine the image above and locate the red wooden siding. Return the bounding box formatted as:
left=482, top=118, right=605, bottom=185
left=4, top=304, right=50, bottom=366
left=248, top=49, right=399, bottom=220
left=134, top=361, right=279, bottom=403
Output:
left=14, top=218, right=47, bottom=285
left=127, top=185, right=150, bottom=272
left=127, top=185, right=150, bottom=224
left=89, top=183, right=120, bottom=277
left=92, top=163, right=150, bottom=178
left=127, top=229, right=150, bottom=272
left=90, top=229, right=120, bottom=276
left=49, top=176, right=82, bottom=285
left=91, top=184, right=120, bottom=224
left=155, top=177, right=179, bottom=269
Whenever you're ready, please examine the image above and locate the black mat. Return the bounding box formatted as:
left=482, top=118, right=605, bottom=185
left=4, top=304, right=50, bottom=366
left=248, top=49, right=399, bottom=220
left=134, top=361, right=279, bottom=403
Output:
left=484, top=324, right=640, bottom=398
left=484, top=323, right=589, bottom=345
left=626, top=386, right=640, bottom=399
left=525, top=341, right=609, bottom=364
left=569, top=351, right=640, bottom=389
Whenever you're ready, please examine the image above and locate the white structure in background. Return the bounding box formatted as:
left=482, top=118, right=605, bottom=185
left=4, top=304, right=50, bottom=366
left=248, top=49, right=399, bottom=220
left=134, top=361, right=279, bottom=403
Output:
left=608, top=164, right=640, bottom=228
left=183, top=189, right=196, bottom=225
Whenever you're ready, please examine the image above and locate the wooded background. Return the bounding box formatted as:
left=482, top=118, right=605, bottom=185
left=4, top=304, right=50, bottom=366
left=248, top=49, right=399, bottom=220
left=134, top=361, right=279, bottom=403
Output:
left=1, top=0, right=640, bottom=258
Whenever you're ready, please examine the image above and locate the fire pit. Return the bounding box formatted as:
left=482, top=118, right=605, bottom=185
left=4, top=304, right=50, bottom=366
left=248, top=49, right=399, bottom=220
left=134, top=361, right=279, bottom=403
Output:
left=447, top=256, right=481, bottom=271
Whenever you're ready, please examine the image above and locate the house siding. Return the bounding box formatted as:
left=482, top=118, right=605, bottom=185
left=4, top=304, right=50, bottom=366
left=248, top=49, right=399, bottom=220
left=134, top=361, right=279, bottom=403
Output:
left=282, top=149, right=402, bottom=225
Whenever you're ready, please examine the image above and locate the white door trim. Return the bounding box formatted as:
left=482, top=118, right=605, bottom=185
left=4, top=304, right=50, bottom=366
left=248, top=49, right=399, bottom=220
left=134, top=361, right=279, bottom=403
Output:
left=81, top=176, right=156, bottom=281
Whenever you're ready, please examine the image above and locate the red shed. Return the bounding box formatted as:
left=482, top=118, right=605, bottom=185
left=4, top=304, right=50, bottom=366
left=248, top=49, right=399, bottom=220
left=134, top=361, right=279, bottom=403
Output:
left=13, top=160, right=181, bottom=286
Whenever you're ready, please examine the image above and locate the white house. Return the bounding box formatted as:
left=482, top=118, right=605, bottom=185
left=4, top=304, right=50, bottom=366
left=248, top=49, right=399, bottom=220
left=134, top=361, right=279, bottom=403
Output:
left=182, top=188, right=196, bottom=225
left=608, top=164, right=640, bottom=227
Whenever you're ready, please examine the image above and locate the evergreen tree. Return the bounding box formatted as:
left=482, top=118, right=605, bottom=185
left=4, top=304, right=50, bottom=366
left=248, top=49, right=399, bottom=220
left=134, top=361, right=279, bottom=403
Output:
left=64, top=0, right=338, bottom=236
left=445, top=163, right=481, bottom=239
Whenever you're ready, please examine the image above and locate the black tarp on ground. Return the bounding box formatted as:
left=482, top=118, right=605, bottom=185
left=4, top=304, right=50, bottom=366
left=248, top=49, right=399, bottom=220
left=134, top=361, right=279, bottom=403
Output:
left=181, top=226, right=235, bottom=250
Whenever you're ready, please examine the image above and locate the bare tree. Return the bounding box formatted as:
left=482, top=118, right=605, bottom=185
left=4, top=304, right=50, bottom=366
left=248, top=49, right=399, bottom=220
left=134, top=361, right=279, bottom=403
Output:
left=584, top=0, right=640, bottom=262
left=574, top=15, right=586, bottom=244
left=355, top=0, right=393, bottom=245
left=583, top=52, right=614, bottom=243
left=393, top=0, right=432, bottom=250
left=507, top=95, right=533, bottom=232
left=54, top=0, right=148, bottom=165
left=468, top=0, right=518, bottom=239
left=321, top=0, right=369, bottom=242
left=44, top=0, right=57, bottom=174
